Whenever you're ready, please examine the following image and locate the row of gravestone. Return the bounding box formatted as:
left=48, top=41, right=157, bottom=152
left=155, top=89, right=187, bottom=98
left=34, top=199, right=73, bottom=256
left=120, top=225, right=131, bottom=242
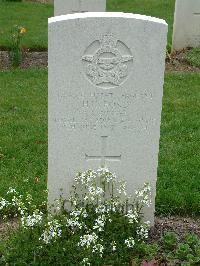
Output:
left=47, top=0, right=199, bottom=225
left=52, top=0, right=200, bottom=51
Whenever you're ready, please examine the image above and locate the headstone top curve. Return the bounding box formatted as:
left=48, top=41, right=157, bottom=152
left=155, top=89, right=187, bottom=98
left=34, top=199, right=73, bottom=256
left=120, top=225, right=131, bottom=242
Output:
left=48, top=12, right=167, bottom=26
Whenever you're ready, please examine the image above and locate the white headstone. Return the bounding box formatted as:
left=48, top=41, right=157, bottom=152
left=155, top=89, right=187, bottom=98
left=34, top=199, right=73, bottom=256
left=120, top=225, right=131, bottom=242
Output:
left=54, top=0, right=106, bottom=16
left=48, top=12, right=167, bottom=224
left=172, top=0, right=200, bottom=51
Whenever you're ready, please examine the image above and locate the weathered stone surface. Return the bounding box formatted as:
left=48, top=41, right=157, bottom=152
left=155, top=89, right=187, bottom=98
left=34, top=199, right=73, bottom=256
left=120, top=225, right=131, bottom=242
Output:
left=48, top=12, right=167, bottom=224
left=54, top=0, right=106, bottom=16
left=172, top=0, right=200, bottom=51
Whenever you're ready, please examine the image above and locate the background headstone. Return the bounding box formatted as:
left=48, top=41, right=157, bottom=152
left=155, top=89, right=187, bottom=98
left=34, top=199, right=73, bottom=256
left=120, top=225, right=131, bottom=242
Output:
left=54, top=0, right=106, bottom=16
left=172, top=0, right=200, bottom=51
left=48, top=12, right=167, bottom=224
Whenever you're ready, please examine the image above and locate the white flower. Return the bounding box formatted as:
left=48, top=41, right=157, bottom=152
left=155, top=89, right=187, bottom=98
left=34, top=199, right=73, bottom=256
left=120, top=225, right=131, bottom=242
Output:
left=117, top=181, right=127, bottom=195
left=95, top=205, right=106, bottom=214
left=112, top=241, right=117, bottom=251
left=125, top=237, right=135, bottom=248
left=70, top=210, right=82, bottom=218
left=39, top=220, right=62, bottom=244
left=93, top=215, right=106, bottom=232
left=21, top=211, right=43, bottom=228
left=7, top=187, right=16, bottom=194
left=136, top=224, right=149, bottom=239
left=0, top=198, right=10, bottom=210
left=75, top=170, right=96, bottom=186
left=125, top=209, right=139, bottom=223
left=67, top=218, right=83, bottom=229
left=97, top=167, right=110, bottom=175
left=78, top=232, right=98, bottom=248
left=97, top=167, right=117, bottom=183
left=82, top=257, right=90, bottom=266
left=88, top=186, right=104, bottom=197
left=135, top=183, right=151, bottom=207
left=92, top=243, right=104, bottom=257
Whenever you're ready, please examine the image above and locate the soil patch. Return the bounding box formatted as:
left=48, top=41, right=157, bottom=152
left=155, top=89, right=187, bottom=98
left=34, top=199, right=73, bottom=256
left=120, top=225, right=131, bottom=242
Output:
left=0, top=51, right=48, bottom=71
left=0, top=216, right=199, bottom=240
left=1, top=50, right=200, bottom=73
left=0, top=218, right=19, bottom=240
left=150, top=216, right=200, bottom=242
left=166, top=49, right=200, bottom=73
left=23, top=0, right=53, bottom=4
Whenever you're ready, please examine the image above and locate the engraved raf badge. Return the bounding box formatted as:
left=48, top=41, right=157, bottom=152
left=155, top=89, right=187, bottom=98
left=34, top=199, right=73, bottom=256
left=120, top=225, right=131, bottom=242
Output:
left=82, top=34, right=133, bottom=89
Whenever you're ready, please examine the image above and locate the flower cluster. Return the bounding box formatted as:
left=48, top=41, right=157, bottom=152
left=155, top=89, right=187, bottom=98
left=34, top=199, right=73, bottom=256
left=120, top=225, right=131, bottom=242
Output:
left=0, top=187, right=30, bottom=217
left=39, top=220, right=62, bottom=244
left=125, top=209, right=139, bottom=224
left=78, top=232, right=98, bottom=248
left=0, top=186, right=47, bottom=231
left=2, top=168, right=152, bottom=265
left=66, top=207, right=88, bottom=230
left=70, top=168, right=127, bottom=208
left=125, top=237, right=135, bottom=248
left=21, top=210, right=43, bottom=228
left=0, top=198, right=10, bottom=211
left=93, top=214, right=106, bottom=232
left=136, top=222, right=150, bottom=240
left=135, top=183, right=152, bottom=207
left=78, top=232, right=104, bottom=257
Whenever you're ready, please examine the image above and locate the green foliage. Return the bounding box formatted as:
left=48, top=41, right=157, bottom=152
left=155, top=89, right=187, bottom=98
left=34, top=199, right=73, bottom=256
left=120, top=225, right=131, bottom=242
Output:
left=175, top=243, right=193, bottom=261
left=9, top=25, right=27, bottom=67
left=132, top=242, right=159, bottom=265
left=0, top=169, right=200, bottom=265
left=1, top=221, right=200, bottom=265
left=185, top=233, right=200, bottom=249
left=0, top=169, right=152, bottom=265
left=185, top=48, right=200, bottom=68
left=162, top=232, right=178, bottom=252
left=159, top=233, right=200, bottom=266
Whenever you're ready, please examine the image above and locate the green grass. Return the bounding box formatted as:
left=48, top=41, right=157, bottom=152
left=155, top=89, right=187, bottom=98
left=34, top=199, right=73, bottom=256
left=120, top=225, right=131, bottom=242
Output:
left=185, top=48, right=200, bottom=68
left=107, top=0, right=175, bottom=50
left=0, top=69, right=199, bottom=216
left=0, top=1, right=53, bottom=50
left=0, top=0, right=175, bottom=50
left=0, top=69, right=47, bottom=207
left=157, top=73, right=200, bottom=216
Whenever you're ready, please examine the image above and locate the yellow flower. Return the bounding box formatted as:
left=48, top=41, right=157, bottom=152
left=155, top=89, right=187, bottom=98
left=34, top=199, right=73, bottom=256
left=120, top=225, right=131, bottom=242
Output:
left=20, top=27, right=27, bottom=34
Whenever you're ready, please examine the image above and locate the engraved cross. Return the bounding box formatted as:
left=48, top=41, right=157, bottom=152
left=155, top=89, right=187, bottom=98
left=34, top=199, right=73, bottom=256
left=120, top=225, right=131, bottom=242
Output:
left=193, top=12, right=200, bottom=15
left=85, top=136, right=121, bottom=167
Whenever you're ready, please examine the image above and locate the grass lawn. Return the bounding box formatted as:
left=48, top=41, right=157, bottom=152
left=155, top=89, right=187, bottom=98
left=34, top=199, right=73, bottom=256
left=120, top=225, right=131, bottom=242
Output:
left=0, top=69, right=47, bottom=208
left=185, top=48, right=200, bottom=68
left=107, top=0, right=175, bottom=49
left=0, top=69, right=199, bottom=217
left=157, top=73, right=200, bottom=216
left=0, top=1, right=53, bottom=50
left=0, top=0, right=175, bottom=50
